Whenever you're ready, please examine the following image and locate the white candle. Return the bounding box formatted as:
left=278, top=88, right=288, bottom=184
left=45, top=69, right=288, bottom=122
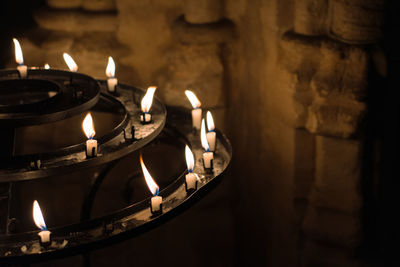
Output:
left=141, top=86, right=157, bottom=124
left=140, top=113, right=152, bottom=123
left=185, top=90, right=202, bottom=130
left=82, top=113, right=98, bottom=158
left=38, top=230, right=51, bottom=244
left=106, top=57, right=118, bottom=92
left=185, top=172, right=197, bottom=190
left=17, top=65, right=27, bottom=78
left=185, top=145, right=198, bottom=190
left=202, top=151, right=214, bottom=169
left=206, top=111, right=216, bottom=152
left=192, top=108, right=202, bottom=130
left=140, top=155, right=163, bottom=214
left=86, top=139, right=98, bottom=157
left=13, top=38, right=27, bottom=78
left=33, top=200, right=52, bottom=245
left=151, top=195, right=163, bottom=213
left=107, top=78, right=118, bottom=92
left=201, top=119, right=214, bottom=170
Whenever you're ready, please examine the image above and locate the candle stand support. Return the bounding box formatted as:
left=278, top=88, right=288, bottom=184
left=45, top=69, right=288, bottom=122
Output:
left=0, top=69, right=231, bottom=265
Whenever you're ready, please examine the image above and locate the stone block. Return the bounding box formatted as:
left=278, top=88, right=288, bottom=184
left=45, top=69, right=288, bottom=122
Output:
left=279, top=32, right=321, bottom=75
left=314, top=41, right=368, bottom=100
left=46, top=0, right=82, bottom=9
left=184, top=0, right=223, bottom=24
left=155, top=44, right=224, bottom=108
left=82, top=0, right=116, bottom=11
left=37, top=31, right=75, bottom=53
left=302, top=206, right=360, bottom=248
left=34, top=8, right=118, bottom=32
left=312, top=136, right=362, bottom=212
left=171, top=17, right=235, bottom=45
left=329, top=0, right=384, bottom=44
left=294, top=0, right=328, bottom=36
left=305, top=97, right=366, bottom=138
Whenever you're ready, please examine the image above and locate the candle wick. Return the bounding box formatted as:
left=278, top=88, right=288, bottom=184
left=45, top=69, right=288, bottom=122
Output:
left=188, top=169, right=193, bottom=173
left=41, top=226, right=47, bottom=231
left=154, top=188, right=159, bottom=196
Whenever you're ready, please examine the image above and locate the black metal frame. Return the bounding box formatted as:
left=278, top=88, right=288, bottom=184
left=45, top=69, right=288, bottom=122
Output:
left=0, top=70, right=232, bottom=264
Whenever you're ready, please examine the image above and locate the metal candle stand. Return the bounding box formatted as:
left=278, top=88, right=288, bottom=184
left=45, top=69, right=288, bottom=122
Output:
left=0, top=68, right=232, bottom=265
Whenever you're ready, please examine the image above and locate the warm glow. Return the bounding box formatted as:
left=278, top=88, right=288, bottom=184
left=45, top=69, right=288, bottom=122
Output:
left=201, top=119, right=210, bottom=151
left=206, top=111, right=215, bottom=131
left=140, top=155, right=159, bottom=196
left=141, top=86, right=157, bottom=113
left=13, top=38, right=24, bottom=65
left=44, top=63, right=50, bottom=69
left=63, top=53, right=78, bottom=72
left=33, top=200, right=47, bottom=230
left=185, top=90, right=201, bottom=108
left=106, top=56, right=115, bottom=78
left=82, top=113, right=96, bottom=139
left=185, top=145, right=195, bottom=171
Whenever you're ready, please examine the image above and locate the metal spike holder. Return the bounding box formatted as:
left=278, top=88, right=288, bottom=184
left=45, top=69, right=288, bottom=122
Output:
left=0, top=68, right=231, bottom=264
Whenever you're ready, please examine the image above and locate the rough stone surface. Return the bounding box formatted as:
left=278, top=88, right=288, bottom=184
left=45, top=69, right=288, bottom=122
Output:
left=155, top=44, right=224, bottom=108
left=183, top=0, right=223, bottom=24
left=329, top=0, right=384, bottom=44
left=34, top=8, right=118, bottom=32
left=82, top=0, right=116, bottom=11
left=313, top=135, right=362, bottom=212
left=294, top=0, right=328, bottom=36
left=46, top=0, right=82, bottom=9
left=279, top=32, right=368, bottom=138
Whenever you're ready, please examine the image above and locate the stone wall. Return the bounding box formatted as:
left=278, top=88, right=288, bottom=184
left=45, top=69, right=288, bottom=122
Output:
left=13, top=0, right=384, bottom=265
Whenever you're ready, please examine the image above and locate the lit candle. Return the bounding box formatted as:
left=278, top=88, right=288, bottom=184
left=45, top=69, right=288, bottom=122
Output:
left=44, top=63, right=50, bottom=69
left=33, top=200, right=51, bottom=246
left=140, top=86, right=157, bottom=124
left=106, top=56, right=118, bottom=93
left=185, top=145, right=198, bottom=191
left=185, top=90, right=202, bottom=130
left=140, top=155, right=162, bottom=214
left=201, top=119, right=214, bottom=170
left=13, top=38, right=27, bottom=78
left=82, top=113, right=98, bottom=158
left=206, top=111, right=217, bottom=152
left=63, top=52, right=78, bottom=72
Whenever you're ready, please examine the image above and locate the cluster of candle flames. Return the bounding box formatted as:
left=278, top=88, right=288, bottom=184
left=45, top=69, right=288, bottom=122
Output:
left=12, top=38, right=215, bottom=236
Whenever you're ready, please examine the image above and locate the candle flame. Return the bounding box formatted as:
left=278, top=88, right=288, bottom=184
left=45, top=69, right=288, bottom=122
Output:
left=201, top=119, right=210, bottom=151
left=63, top=53, right=78, bottom=72
left=206, top=111, right=215, bottom=131
left=82, top=113, right=96, bottom=139
left=185, top=90, right=201, bottom=108
left=140, top=155, right=159, bottom=196
left=185, top=145, right=195, bottom=172
left=106, top=56, right=115, bottom=78
left=33, top=200, right=47, bottom=230
left=13, top=38, right=24, bottom=65
left=141, top=86, right=157, bottom=113
left=44, top=63, right=50, bottom=69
